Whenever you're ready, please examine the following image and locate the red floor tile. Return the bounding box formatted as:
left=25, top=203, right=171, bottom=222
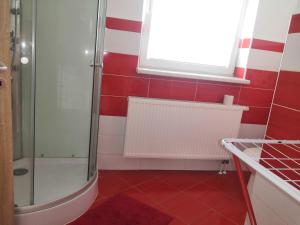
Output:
left=71, top=170, right=249, bottom=225
left=166, top=198, right=210, bottom=224
left=160, top=192, right=196, bottom=209
left=157, top=171, right=204, bottom=191
left=136, top=177, right=180, bottom=203
left=183, top=182, right=218, bottom=200
left=115, top=170, right=159, bottom=186
left=202, top=172, right=245, bottom=199
left=197, top=187, right=230, bottom=208
left=191, top=210, right=237, bottom=225
left=98, top=172, right=130, bottom=197
left=210, top=196, right=247, bottom=225
left=89, top=195, right=107, bottom=210
left=168, top=218, right=186, bottom=225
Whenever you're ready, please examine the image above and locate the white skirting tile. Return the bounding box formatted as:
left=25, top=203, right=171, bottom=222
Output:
left=98, top=154, right=140, bottom=170
left=139, top=158, right=186, bottom=170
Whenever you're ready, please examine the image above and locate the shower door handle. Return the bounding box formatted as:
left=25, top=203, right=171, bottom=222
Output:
left=89, top=63, right=103, bottom=68
left=0, top=61, right=8, bottom=71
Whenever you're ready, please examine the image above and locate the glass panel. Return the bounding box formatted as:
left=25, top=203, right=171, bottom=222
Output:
left=12, top=0, right=104, bottom=207
left=11, top=0, right=35, bottom=207
left=33, top=0, right=99, bottom=204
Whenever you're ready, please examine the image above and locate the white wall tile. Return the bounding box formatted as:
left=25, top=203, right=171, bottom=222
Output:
left=106, top=0, right=144, bottom=21
left=139, top=159, right=186, bottom=170
left=295, top=0, right=300, bottom=14
left=99, top=116, right=126, bottom=135
left=104, top=29, right=140, bottom=55
left=247, top=49, right=283, bottom=71
left=98, top=154, right=140, bottom=170
left=281, top=34, right=300, bottom=72
left=185, top=160, right=219, bottom=171
left=238, top=124, right=266, bottom=139
left=98, top=135, right=125, bottom=154
left=253, top=0, right=296, bottom=42
left=236, top=48, right=250, bottom=68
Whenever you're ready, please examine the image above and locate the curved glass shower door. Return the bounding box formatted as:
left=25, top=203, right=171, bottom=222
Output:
left=12, top=0, right=105, bottom=207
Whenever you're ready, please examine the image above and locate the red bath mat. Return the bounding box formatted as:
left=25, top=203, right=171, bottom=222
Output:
left=70, top=193, right=172, bottom=225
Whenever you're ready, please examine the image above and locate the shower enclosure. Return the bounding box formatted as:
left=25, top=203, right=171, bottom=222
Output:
left=10, top=0, right=106, bottom=217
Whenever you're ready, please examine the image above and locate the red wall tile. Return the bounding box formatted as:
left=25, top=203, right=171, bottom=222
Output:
left=289, top=14, right=300, bottom=34
left=239, top=38, right=251, bottom=48
left=101, top=74, right=149, bottom=97
left=241, top=107, right=270, bottom=124
left=245, top=69, right=278, bottom=90
left=195, top=83, right=240, bottom=104
left=239, top=38, right=284, bottom=52
left=238, top=88, right=274, bottom=107
left=264, top=16, right=300, bottom=179
left=101, top=53, right=272, bottom=124
left=149, top=79, right=196, bottom=101
left=234, top=67, right=245, bottom=79
left=262, top=144, right=300, bottom=159
left=100, top=96, right=128, bottom=116
left=103, top=52, right=139, bottom=76
left=266, top=105, right=300, bottom=140
left=106, top=17, right=142, bottom=33
left=273, top=71, right=300, bottom=111
left=251, top=39, right=284, bottom=52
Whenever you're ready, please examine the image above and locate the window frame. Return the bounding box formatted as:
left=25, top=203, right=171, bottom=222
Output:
left=137, top=0, right=249, bottom=80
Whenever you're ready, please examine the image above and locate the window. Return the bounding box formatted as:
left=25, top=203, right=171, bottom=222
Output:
left=138, top=0, right=247, bottom=80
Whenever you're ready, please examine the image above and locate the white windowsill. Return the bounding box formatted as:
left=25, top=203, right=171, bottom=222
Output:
left=137, top=67, right=250, bottom=85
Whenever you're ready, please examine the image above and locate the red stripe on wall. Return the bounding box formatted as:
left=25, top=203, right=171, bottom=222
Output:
left=149, top=79, right=197, bottom=101
left=102, top=74, right=149, bottom=97
left=252, top=39, right=285, bottom=53
left=241, top=107, right=270, bottom=124
left=195, top=83, right=240, bottom=104
left=239, top=38, right=284, bottom=52
left=238, top=88, right=274, bottom=107
left=234, top=67, right=246, bottom=79
left=100, top=96, right=128, bottom=116
left=266, top=104, right=300, bottom=140
left=245, top=69, right=278, bottom=90
left=103, top=52, right=139, bottom=76
left=101, top=52, right=274, bottom=124
left=106, top=17, right=142, bottom=33
left=289, top=14, right=300, bottom=34
left=239, top=38, right=251, bottom=48
left=273, top=71, right=300, bottom=111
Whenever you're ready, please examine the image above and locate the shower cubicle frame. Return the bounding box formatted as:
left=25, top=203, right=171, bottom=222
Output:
left=12, top=0, right=106, bottom=223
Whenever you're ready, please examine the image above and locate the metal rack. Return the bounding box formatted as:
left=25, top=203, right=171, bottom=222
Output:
left=222, top=139, right=300, bottom=225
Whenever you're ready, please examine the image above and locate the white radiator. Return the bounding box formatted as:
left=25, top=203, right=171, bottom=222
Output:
left=124, top=97, right=248, bottom=160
